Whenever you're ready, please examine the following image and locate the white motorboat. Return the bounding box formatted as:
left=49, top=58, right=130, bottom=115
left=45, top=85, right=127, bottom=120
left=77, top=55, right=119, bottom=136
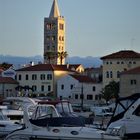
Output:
left=0, top=109, right=22, bottom=138
left=1, top=97, right=37, bottom=123
left=106, top=93, right=140, bottom=139
left=5, top=104, right=120, bottom=140
left=38, top=100, right=94, bottom=125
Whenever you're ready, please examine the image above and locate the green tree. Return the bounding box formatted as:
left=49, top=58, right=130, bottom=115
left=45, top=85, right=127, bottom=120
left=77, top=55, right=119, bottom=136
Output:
left=0, top=62, right=11, bottom=70
left=101, top=81, right=119, bottom=103
left=44, top=52, right=56, bottom=64
left=57, top=51, right=68, bottom=65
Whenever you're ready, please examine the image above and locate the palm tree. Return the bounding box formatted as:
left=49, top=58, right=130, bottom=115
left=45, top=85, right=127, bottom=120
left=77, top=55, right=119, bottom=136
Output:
left=44, top=51, right=56, bottom=64
left=57, top=51, right=68, bottom=65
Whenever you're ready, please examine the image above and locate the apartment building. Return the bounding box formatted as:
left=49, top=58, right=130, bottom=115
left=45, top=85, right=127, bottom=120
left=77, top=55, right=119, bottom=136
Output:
left=101, top=50, right=140, bottom=87
left=120, top=66, right=140, bottom=97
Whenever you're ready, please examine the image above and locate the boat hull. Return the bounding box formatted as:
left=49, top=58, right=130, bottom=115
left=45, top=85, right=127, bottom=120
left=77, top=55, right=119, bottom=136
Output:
left=5, top=127, right=120, bottom=140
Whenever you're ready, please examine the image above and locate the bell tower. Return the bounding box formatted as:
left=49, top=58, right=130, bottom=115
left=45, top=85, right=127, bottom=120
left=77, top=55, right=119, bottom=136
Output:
left=44, top=0, right=65, bottom=65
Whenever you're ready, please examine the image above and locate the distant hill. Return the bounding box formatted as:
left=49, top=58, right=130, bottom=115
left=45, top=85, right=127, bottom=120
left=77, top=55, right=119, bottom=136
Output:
left=66, top=56, right=102, bottom=68
left=0, top=55, right=102, bottom=69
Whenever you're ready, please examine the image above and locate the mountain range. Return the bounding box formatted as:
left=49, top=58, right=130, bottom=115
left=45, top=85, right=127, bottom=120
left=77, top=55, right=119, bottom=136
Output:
left=0, top=55, right=102, bottom=69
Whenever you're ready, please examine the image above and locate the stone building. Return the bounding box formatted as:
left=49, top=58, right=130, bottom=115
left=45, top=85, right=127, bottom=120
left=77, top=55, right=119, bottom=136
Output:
left=120, top=66, right=140, bottom=97
left=101, top=50, right=140, bottom=87
left=44, top=0, right=66, bottom=65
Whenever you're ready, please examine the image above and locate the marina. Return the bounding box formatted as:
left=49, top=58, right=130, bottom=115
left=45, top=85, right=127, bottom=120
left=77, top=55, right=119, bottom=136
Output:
left=0, top=93, right=139, bottom=140
left=0, top=0, right=140, bottom=139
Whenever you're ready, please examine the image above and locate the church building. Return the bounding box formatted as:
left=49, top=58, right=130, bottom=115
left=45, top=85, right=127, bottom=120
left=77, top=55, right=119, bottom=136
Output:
left=44, top=0, right=66, bottom=65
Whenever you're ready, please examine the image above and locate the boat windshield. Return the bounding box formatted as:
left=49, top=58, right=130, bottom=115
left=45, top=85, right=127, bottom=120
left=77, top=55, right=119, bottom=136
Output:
left=107, top=93, right=140, bottom=127
left=31, top=105, right=59, bottom=120
left=56, top=102, right=73, bottom=114
left=0, top=110, right=8, bottom=120
left=108, top=97, right=136, bottom=126
left=114, top=99, right=135, bottom=117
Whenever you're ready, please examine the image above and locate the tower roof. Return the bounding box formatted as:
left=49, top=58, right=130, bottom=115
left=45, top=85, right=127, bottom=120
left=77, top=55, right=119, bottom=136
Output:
left=49, top=0, right=60, bottom=18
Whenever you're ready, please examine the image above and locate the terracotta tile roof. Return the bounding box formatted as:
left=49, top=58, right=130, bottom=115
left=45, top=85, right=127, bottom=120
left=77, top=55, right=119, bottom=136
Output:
left=16, top=64, right=73, bottom=72
left=68, top=64, right=82, bottom=69
left=121, top=66, right=140, bottom=75
left=70, top=74, right=96, bottom=83
left=101, top=50, right=140, bottom=60
left=0, top=77, right=18, bottom=84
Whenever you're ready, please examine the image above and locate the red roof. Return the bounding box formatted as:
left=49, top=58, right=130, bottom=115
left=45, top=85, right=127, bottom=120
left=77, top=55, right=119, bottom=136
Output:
left=101, top=50, right=140, bottom=60
left=70, top=74, right=96, bottom=83
left=0, top=77, right=18, bottom=84
left=121, top=66, right=140, bottom=75
left=68, top=64, right=82, bottom=69
left=16, top=64, right=74, bottom=72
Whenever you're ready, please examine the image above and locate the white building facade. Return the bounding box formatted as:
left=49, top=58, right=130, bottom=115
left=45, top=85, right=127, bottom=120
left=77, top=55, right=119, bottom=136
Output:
left=16, top=64, right=75, bottom=97
left=57, top=74, right=102, bottom=104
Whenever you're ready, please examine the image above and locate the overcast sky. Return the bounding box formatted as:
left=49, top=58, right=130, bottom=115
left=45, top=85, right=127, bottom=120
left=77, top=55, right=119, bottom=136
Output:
left=0, top=0, right=140, bottom=57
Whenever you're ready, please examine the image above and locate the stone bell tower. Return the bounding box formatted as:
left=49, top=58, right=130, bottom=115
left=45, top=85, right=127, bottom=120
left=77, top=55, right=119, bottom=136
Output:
left=44, top=0, right=65, bottom=65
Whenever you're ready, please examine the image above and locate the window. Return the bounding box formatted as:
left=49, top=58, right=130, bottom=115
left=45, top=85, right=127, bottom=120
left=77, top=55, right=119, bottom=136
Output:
left=46, top=24, right=51, bottom=30
left=18, top=74, right=22, bottom=80
left=95, top=95, right=99, bottom=100
left=46, top=36, right=50, bottom=41
left=87, top=95, right=93, bottom=100
left=70, top=85, right=73, bottom=89
left=110, top=62, right=112, bottom=64
left=47, top=74, right=52, bottom=80
left=40, top=74, right=45, bottom=80
left=59, top=36, right=61, bottom=41
left=98, top=94, right=102, bottom=100
left=52, top=36, right=55, bottom=41
left=32, top=74, right=37, bottom=80
left=106, top=62, right=109, bottom=65
left=61, top=84, right=64, bottom=90
left=117, top=61, right=120, bottom=64
left=48, top=85, right=51, bottom=91
left=121, top=61, right=124, bottom=64
left=75, top=94, right=78, bottom=99
left=80, top=94, right=84, bottom=99
left=25, top=74, right=28, bottom=80
left=117, top=71, right=120, bottom=78
left=41, top=85, right=44, bottom=91
left=32, top=85, right=37, bottom=91
left=52, top=46, right=55, bottom=51
left=60, top=96, right=62, bottom=100
left=133, top=61, right=136, bottom=64
left=59, top=23, right=64, bottom=30
left=46, top=23, right=55, bottom=30
left=93, top=86, right=96, bottom=91
left=47, top=46, right=50, bottom=50
left=106, top=71, right=109, bottom=78
left=62, top=36, right=64, bottom=41
left=130, top=80, right=137, bottom=85
left=110, top=71, right=113, bottom=78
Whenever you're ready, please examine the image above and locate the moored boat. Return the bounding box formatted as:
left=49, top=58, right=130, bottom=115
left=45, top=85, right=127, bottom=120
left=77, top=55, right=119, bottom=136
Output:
left=5, top=104, right=120, bottom=140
